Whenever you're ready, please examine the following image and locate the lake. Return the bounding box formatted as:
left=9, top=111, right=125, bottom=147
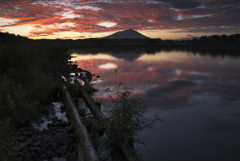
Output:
left=69, top=47, right=240, bottom=161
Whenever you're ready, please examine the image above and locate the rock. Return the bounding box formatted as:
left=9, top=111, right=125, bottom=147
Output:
left=56, top=145, right=68, bottom=155
left=48, top=127, right=56, bottom=131
left=69, top=133, right=75, bottom=138
left=17, top=135, right=26, bottom=142
left=92, top=121, right=105, bottom=134
left=78, top=108, right=86, bottom=116
left=66, top=153, right=78, bottom=161
left=68, top=142, right=77, bottom=153
left=67, top=126, right=73, bottom=133
left=42, top=144, right=49, bottom=150
left=21, top=126, right=33, bottom=132
left=51, top=129, right=58, bottom=135
left=52, top=117, right=58, bottom=122
left=52, top=142, right=59, bottom=151
left=57, top=138, right=73, bottom=145
left=22, top=131, right=31, bottom=137
left=47, top=123, right=54, bottom=127
left=14, top=156, right=22, bottom=161
left=46, top=150, right=54, bottom=159
left=22, top=148, right=29, bottom=155
left=30, top=151, right=38, bottom=159
left=31, top=129, right=39, bottom=135
left=60, top=105, right=66, bottom=111
left=35, top=136, right=42, bottom=142
left=40, top=143, right=49, bottom=149
left=39, top=154, right=47, bottom=160
left=15, top=132, right=22, bottom=136
left=23, top=154, right=31, bottom=161
left=42, top=134, right=48, bottom=138
left=61, top=130, right=69, bottom=138
left=30, top=135, right=37, bottom=141
left=48, top=141, right=54, bottom=148
left=14, top=142, right=31, bottom=151
left=25, top=137, right=34, bottom=142
left=42, top=136, right=52, bottom=143
left=14, top=152, right=22, bottom=157
left=32, top=141, right=41, bottom=147
left=42, top=128, right=49, bottom=134
left=54, top=133, right=63, bottom=140
left=67, top=120, right=71, bottom=126
left=52, top=121, right=65, bottom=127
left=37, top=148, right=43, bottom=155
left=56, top=121, right=66, bottom=127
left=29, top=147, right=38, bottom=152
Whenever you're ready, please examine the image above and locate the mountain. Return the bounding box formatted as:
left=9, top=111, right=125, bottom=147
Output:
left=101, top=29, right=150, bottom=39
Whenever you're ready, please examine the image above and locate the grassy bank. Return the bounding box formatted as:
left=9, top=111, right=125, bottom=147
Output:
left=0, top=40, right=69, bottom=160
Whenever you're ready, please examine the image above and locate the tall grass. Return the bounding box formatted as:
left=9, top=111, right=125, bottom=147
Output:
left=0, top=41, right=68, bottom=160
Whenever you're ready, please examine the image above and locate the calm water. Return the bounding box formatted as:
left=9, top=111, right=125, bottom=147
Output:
left=69, top=48, right=240, bottom=161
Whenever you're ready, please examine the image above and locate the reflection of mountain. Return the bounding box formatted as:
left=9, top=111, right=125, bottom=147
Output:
left=69, top=47, right=160, bottom=61
left=69, top=47, right=240, bottom=62
left=102, top=29, right=150, bottom=39
left=109, top=51, right=145, bottom=61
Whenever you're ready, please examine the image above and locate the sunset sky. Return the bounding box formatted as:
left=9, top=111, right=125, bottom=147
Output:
left=0, top=0, right=240, bottom=40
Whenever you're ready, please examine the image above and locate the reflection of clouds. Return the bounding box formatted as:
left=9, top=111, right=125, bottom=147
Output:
left=99, top=63, right=117, bottom=69
left=205, top=118, right=240, bottom=132
left=213, top=110, right=240, bottom=117
left=143, top=80, right=197, bottom=109
left=71, top=53, right=118, bottom=61
left=176, top=69, right=208, bottom=76
left=70, top=50, right=240, bottom=112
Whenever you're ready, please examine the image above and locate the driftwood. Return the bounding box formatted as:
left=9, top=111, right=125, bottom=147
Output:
left=80, top=89, right=138, bottom=161
left=62, top=85, right=99, bottom=161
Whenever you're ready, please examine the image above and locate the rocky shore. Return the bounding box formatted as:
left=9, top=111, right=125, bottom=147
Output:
left=14, top=117, right=78, bottom=161
left=13, top=100, right=104, bottom=161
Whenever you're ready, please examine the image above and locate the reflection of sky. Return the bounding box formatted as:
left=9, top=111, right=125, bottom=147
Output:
left=70, top=49, right=240, bottom=161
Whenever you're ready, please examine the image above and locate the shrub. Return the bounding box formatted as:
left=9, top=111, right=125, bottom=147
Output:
left=99, top=83, right=162, bottom=159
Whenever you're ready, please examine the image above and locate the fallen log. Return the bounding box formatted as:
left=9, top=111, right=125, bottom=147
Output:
left=62, top=85, right=99, bottom=161
left=80, top=89, right=138, bottom=161
left=80, top=89, right=106, bottom=124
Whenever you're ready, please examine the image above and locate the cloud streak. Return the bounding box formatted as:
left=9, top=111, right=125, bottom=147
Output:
left=0, top=0, right=240, bottom=38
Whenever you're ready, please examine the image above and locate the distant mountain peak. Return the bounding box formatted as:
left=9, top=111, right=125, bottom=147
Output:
left=102, top=29, right=150, bottom=39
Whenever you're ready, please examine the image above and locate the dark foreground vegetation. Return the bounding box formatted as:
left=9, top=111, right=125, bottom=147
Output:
left=0, top=33, right=71, bottom=160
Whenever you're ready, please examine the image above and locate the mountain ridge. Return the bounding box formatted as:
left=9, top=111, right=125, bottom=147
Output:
left=101, top=29, right=150, bottom=39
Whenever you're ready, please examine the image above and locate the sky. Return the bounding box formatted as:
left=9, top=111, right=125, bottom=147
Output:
left=0, top=0, right=240, bottom=40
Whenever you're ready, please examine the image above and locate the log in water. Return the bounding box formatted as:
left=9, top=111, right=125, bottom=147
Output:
left=80, top=89, right=138, bottom=161
left=62, top=85, right=99, bottom=161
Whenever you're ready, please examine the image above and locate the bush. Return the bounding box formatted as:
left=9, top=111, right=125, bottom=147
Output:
left=0, top=118, right=16, bottom=161
left=0, top=42, right=65, bottom=124
left=99, top=83, right=162, bottom=159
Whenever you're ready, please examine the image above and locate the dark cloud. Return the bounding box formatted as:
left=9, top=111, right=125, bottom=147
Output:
left=171, top=0, right=200, bottom=9
left=156, top=0, right=201, bottom=9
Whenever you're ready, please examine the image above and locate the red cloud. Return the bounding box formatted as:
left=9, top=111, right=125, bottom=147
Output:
left=0, top=0, right=240, bottom=38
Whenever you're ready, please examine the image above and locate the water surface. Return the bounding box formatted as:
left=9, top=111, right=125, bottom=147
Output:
left=70, top=48, right=240, bottom=161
